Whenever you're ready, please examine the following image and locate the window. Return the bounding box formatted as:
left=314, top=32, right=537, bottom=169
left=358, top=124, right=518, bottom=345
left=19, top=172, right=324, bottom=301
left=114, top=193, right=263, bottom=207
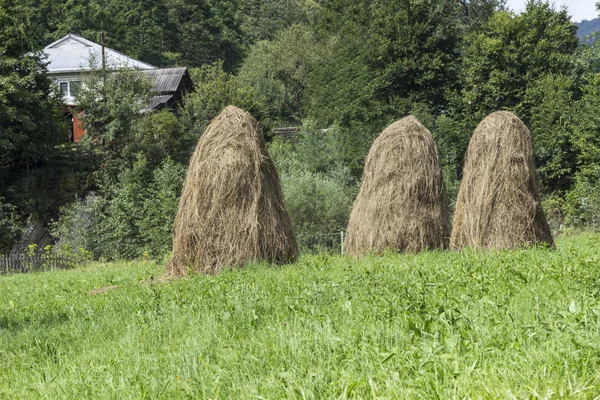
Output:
left=57, top=80, right=83, bottom=98
left=59, top=81, right=69, bottom=97
left=70, top=80, right=82, bottom=96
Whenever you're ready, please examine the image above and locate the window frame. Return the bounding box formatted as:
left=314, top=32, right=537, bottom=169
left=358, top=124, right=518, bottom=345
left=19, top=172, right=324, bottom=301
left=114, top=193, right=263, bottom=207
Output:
left=58, top=81, right=69, bottom=97
left=57, top=79, right=83, bottom=99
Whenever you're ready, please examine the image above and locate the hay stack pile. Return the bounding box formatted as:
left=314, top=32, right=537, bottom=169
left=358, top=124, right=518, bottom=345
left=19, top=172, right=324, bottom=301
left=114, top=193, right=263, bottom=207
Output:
left=167, top=106, right=297, bottom=275
left=450, top=111, right=553, bottom=249
left=344, top=115, right=450, bottom=255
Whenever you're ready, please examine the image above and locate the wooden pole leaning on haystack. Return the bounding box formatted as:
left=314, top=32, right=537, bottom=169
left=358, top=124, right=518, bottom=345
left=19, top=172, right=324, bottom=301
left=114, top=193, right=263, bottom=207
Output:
left=450, top=111, right=554, bottom=249
left=167, top=105, right=298, bottom=276
left=344, top=115, right=451, bottom=255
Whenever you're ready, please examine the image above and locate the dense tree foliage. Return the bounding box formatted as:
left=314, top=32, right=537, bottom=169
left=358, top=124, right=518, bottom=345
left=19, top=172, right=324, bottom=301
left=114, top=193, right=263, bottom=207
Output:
left=460, top=2, right=578, bottom=123
left=0, top=0, right=94, bottom=253
left=0, top=0, right=312, bottom=71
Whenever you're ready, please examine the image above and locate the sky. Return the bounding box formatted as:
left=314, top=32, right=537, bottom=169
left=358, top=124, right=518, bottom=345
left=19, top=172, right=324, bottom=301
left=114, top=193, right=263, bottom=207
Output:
left=504, top=0, right=598, bottom=22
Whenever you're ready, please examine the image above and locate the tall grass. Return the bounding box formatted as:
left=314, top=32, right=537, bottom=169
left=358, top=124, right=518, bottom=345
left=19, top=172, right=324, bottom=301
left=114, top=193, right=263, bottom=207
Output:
left=1, top=235, right=600, bottom=398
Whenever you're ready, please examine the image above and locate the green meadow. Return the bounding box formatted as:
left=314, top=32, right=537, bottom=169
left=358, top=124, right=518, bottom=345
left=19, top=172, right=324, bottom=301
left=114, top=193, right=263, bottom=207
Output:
left=1, top=234, right=600, bottom=399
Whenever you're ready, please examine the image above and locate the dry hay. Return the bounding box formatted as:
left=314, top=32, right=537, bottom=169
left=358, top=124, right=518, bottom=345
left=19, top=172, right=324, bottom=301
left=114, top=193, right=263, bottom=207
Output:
left=450, top=111, right=554, bottom=249
left=344, top=115, right=450, bottom=255
left=167, top=105, right=298, bottom=276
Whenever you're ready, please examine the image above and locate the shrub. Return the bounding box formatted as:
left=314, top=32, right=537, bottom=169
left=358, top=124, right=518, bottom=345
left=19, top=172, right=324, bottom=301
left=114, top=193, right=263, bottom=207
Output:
left=50, top=193, right=101, bottom=257
left=0, top=198, right=22, bottom=253
left=270, top=125, right=358, bottom=251
left=181, top=62, right=262, bottom=139
left=280, top=167, right=354, bottom=251
left=138, top=159, right=186, bottom=257
left=565, top=167, right=600, bottom=230
left=51, top=158, right=186, bottom=260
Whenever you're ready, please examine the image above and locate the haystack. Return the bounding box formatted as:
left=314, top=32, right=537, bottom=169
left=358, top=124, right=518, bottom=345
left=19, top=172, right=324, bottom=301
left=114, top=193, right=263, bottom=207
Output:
left=167, top=105, right=298, bottom=276
left=450, top=111, right=553, bottom=249
left=344, top=115, right=450, bottom=255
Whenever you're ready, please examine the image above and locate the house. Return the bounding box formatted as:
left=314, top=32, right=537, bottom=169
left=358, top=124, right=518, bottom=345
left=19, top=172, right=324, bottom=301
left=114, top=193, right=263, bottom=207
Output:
left=43, top=34, right=193, bottom=142
left=140, top=68, right=194, bottom=114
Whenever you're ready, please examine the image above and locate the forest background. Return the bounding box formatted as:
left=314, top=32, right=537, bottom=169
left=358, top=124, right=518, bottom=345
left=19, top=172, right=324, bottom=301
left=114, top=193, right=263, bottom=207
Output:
left=2, top=0, right=600, bottom=259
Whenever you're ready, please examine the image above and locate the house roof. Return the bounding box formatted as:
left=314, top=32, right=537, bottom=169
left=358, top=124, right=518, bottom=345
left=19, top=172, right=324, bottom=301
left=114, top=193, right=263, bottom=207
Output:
left=142, top=68, right=192, bottom=93
left=139, top=68, right=194, bottom=112
left=140, top=95, right=174, bottom=113
left=43, top=33, right=155, bottom=73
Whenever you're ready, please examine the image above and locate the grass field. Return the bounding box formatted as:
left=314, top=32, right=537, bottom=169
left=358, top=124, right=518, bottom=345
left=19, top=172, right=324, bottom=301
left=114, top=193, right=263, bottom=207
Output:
left=1, top=234, right=600, bottom=398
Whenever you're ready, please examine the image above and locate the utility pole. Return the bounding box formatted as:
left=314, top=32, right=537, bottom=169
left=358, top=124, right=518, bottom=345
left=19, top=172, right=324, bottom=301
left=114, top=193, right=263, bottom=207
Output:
left=100, top=25, right=107, bottom=85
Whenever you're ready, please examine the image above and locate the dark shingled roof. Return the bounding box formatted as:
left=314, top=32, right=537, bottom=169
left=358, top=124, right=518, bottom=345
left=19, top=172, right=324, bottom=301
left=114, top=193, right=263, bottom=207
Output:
left=140, top=95, right=174, bottom=113
left=142, top=67, right=192, bottom=93
left=139, top=67, right=194, bottom=112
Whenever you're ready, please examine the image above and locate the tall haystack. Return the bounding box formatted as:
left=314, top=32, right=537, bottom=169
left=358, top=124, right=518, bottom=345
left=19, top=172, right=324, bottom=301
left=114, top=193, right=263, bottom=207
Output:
left=167, top=105, right=298, bottom=276
left=344, top=115, right=450, bottom=255
left=450, top=111, right=553, bottom=249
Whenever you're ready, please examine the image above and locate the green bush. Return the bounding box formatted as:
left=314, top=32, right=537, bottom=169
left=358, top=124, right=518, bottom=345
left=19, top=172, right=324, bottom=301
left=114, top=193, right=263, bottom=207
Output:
left=280, top=167, right=355, bottom=251
left=181, top=62, right=263, bottom=138
left=128, top=110, right=196, bottom=168
left=270, top=126, right=358, bottom=251
left=49, top=193, right=100, bottom=256
left=541, top=194, right=567, bottom=234
left=526, top=74, right=578, bottom=193
left=138, top=159, right=186, bottom=257
left=92, top=159, right=147, bottom=260
left=94, top=157, right=186, bottom=260
left=565, top=167, right=600, bottom=230
left=0, top=198, right=22, bottom=253
left=51, top=158, right=186, bottom=260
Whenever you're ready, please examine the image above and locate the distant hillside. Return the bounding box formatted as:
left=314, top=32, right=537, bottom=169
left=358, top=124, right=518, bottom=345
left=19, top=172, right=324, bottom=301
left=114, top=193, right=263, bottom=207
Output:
left=577, top=18, right=600, bottom=43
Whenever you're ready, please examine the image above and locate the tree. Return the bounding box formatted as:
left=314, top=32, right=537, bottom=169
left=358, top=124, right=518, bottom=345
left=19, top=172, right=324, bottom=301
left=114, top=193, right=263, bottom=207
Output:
left=525, top=74, right=578, bottom=192
left=181, top=62, right=262, bottom=136
left=75, top=63, right=152, bottom=175
left=0, top=0, right=69, bottom=225
left=460, top=1, right=578, bottom=125
left=0, top=53, right=64, bottom=175
left=573, top=73, right=600, bottom=178
left=239, top=24, right=326, bottom=125
left=269, top=123, right=358, bottom=250
left=0, top=197, right=22, bottom=253
left=237, top=0, right=315, bottom=44
left=456, top=0, right=506, bottom=29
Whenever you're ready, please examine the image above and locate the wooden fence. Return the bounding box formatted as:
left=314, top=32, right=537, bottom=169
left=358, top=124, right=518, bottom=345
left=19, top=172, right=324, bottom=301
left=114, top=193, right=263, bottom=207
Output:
left=0, top=254, right=78, bottom=274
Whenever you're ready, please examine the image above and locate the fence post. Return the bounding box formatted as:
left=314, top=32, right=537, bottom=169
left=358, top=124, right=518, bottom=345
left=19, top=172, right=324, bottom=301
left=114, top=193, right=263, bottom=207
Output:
left=340, top=231, right=345, bottom=255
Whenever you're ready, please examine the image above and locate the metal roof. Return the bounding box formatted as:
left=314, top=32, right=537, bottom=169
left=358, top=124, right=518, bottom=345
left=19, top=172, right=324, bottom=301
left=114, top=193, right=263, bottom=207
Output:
left=43, top=34, right=155, bottom=73
left=142, top=68, right=190, bottom=93
left=140, top=95, right=174, bottom=113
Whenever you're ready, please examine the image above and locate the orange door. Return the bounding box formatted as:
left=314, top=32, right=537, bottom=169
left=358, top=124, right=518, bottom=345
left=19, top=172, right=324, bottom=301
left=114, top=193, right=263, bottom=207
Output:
left=72, top=112, right=85, bottom=142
